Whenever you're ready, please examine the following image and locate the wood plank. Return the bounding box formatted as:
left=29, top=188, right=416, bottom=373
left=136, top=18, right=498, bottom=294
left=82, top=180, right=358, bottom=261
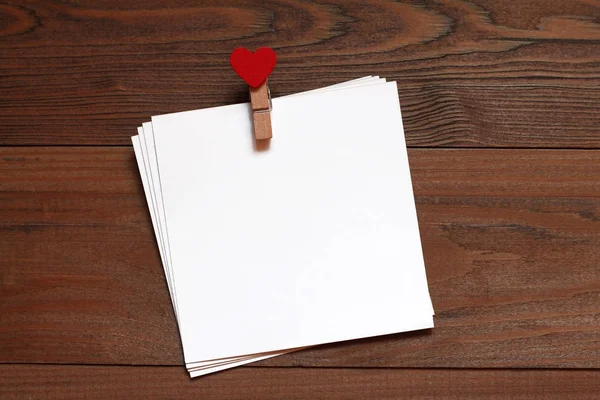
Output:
left=1, top=365, right=599, bottom=400
left=0, top=148, right=182, bottom=365
left=1, top=147, right=599, bottom=367
left=1, top=0, right=599, bottom=146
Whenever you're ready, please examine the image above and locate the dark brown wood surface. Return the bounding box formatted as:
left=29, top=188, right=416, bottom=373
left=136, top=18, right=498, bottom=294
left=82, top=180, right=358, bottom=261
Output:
left=1, top=0, right=599, bottom=398
left=1, top=0, right=599, bottom=146
left=1, top=147, right=599, bottom=369
left=2, top=366, right=600, bottom=400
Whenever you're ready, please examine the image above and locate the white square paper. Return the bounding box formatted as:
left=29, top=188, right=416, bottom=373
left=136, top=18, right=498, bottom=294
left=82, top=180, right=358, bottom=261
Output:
left=150, top=81, right=434, bottom=365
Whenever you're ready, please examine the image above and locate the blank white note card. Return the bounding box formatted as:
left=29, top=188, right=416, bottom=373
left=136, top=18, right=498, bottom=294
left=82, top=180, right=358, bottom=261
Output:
left=152, top=81, right=433, bottom=364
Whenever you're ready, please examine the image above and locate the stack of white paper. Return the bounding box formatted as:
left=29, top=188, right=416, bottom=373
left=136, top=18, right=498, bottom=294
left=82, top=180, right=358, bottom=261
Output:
left=132, top=77, right=434, bottom=377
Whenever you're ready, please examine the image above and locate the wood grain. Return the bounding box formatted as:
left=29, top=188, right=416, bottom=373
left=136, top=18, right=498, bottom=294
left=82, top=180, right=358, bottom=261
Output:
left=1, top=147, right=598, bottom=367
left=1, top=0, right=599, bottom=146
left=1, top=365, right=599, bottom=400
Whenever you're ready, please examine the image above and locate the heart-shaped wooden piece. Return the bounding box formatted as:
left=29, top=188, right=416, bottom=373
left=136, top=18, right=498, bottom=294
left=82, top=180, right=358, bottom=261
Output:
left=230, top=47, right=276, bottom=88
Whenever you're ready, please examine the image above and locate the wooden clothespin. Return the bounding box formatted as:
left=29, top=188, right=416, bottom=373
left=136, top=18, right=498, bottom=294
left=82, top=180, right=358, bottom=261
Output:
left=230, top=47, right=277, bottom=140
left=249, top=80, right=272, bottom=140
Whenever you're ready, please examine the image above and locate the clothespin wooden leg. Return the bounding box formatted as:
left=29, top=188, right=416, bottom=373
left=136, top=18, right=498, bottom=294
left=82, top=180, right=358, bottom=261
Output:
left=249, top=80, right=272, bottom=140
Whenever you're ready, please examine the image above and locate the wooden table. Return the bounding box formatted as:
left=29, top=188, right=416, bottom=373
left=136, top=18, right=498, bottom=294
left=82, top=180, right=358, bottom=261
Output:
left=1, top=1, right=599, bottom=398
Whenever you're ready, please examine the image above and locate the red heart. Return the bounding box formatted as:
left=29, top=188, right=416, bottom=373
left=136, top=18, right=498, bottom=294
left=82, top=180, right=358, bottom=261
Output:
left=230, top=47, right=276, bottom=88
